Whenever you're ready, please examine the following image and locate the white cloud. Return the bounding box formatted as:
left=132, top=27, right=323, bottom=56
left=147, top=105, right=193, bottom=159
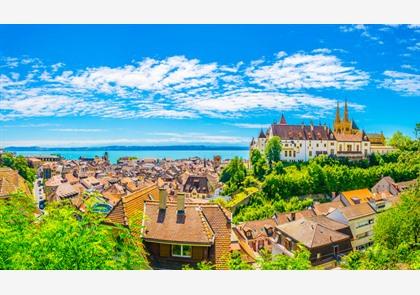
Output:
left=339, top=25, right=384, bottom=44
left=312, top=48, right=332, bottom=54
left=49, top=128, right=105, bottom=132
left=246, top=53, right=369, bottom=90
left=381, top=71, right=420, bottom=96
left=407, top=24, right=420, bottom=29
left=0, top=53, right=369, bottom=121
left=407, top=42, right=420, bottom=51
left=231, top=123, right=271, bottom=129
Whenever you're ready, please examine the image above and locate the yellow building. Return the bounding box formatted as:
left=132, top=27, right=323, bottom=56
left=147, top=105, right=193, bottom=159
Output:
left=333, top=101, right=370, bottom=159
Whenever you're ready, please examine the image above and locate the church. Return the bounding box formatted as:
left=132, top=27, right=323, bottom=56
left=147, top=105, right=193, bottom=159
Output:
left=250, top=101, right=393, bottom=162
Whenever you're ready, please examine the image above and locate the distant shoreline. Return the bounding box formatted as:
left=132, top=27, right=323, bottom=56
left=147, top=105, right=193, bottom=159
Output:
left=4, top=145, right=249, bottom=152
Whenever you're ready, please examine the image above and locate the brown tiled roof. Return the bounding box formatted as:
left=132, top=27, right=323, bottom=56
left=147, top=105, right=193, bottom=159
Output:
left=142, top=201, right=215, bottom=245
left=277, top=218, right=350, bottom=249
left=231, top=228, right=257, bottom=263
left=0, top=167, right=31, bottom=197
left=64, top=173, right=79, bottom=185
left=55, top=182, right=79, bottom=199
left=106, top=184, right=159, bottom=226
left=313, top=200, right=345, bottom=215
left=271, top=124, right=334, bottom=140
left=275, top=209, right=316, bottom=225
left=236, top=218, right=277, bottom=239
left=306, top=215, right=349, bottom=231
left=334, top=131, right=367, bottom=142
left=334, top=203, right=376, bottom=220
left=102, top=183, right=125, bottom=206
left=201, top=205, right=232, bottom=269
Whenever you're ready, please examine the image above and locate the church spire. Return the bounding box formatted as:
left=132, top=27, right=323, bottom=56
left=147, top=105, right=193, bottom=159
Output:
left=344, top=99, right=349, bottom=122
left=335, top=101, right=341, bottom=123
left=280, top=113, right=287, bottom=125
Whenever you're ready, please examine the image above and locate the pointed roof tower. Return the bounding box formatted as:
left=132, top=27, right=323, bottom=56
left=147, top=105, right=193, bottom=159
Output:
left=258, top=129, right=266, bottom=139
left=335, top=101, right=341, bottom=123
left=280, top=114, right=287, bottom=125
left=344, top=100, right=349, bottom=122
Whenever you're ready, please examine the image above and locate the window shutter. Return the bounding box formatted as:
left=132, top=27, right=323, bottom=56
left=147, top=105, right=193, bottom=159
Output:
left=160, top=244, right=170, bottom=257
left=192, top=246, right=203, bottom=260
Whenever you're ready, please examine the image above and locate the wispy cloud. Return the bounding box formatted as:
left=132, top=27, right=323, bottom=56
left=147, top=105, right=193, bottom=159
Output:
left=231, top=123, right=271, bottom=129
left=0, top=52, right=368, bottom=121
left=339, top=25, right=384, bottom=45
left=49, top=128, right=106, bottom=132
left=381, top=71, right=420, bottom=96
left=246, top=52, right=369, bottom=90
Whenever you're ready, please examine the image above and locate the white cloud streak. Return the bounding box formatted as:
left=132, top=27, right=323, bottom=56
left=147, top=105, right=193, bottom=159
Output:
left=381, top=71, right=420, bottom=96
left=0, top=53, right=369, bottom=121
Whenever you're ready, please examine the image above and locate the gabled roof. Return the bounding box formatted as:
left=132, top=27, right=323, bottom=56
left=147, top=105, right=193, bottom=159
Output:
left=313, top=200, right=345, bottom=215
left=142, top=201, right=215, bottom=245
left=236, top=218, right=277, bottom=240
left=275, top=209, right=316, bottom=225
left=106, top=184, right=158, bottom=226
left=277, top=218, right=350, bottom=249
left=0, top=167, right=31, bottom=197
left=330, top=203, right=376, bottom=220
left=271, top=124, right=334, bottom=140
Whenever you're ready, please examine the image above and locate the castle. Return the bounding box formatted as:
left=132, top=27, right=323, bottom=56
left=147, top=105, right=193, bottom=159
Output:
left=250, top=101, right=394, bottom=162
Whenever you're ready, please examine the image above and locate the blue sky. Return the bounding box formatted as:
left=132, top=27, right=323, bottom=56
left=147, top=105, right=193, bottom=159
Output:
left=0, top=25, right=419, bottom=147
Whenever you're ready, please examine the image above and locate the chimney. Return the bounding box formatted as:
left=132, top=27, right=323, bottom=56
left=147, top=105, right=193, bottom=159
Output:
left=177, top=192, right=185, bottom=214
left=291, top=212, right=296, bottom=221
left=159, top=188, right=167, bottom=210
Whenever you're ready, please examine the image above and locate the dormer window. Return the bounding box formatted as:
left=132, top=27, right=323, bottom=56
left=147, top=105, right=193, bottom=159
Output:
left=246, top=230, right=253, bottom=239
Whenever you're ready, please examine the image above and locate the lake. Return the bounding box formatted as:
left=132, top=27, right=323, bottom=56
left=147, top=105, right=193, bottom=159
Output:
left=12, top=149, right=250, bottom=164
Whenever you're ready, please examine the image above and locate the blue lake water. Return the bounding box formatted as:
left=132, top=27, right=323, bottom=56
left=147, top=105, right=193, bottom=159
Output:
left=12, top=150, right=249, bottom=164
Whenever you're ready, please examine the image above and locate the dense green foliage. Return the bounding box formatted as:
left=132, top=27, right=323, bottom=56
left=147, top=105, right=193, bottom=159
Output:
left=388, top=131, right=419, bottom=151
left=227, top=246, right=311, bottom=270
left=220, top=156, right=247, bottom=196
left=264, top=136, right=282, bottom=168
left=343, top=182, right=420, bottom=270
left=250, top=149, right=267, bottom=180
left=0, top=191, right=149, bottom=270
left=258, top=246, right=311, bottom=270
left=228, top=251, right=254, bottom=270
left=225, top=144, right=419, bottom=223
left=0, top=152, right=36, bottom=185
left=182, top=261, right=215, bottom=270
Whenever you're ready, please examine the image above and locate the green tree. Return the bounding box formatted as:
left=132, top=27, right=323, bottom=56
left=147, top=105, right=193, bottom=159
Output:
left=219, top=157, right=247, bottom=195
left=0, top=152, right=36, bottom=184
left=343, top=181, right=420, bottom=270
left=388, top=131, right=413, bottom=151
left=182, top=261, right=215, bottom=270
left=265, top=136, right=282, bottom=168
left=373, top=181, right=419, bottom=249
left=258, top=246, right=311, bottom=270
left=228, top=251, right=254, bottom=270
left=250, top=149, right=267, bottom=180
left=0, top=191, right=149, bottom=270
